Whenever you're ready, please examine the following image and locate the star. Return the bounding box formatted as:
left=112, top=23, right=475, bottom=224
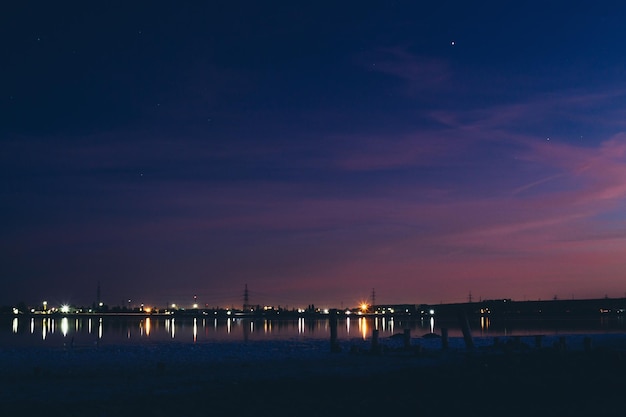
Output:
left=451, top=40, right=455, bottom=46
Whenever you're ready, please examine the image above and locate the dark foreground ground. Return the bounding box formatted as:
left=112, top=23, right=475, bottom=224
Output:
left=2, top=346, right=625, bottom=417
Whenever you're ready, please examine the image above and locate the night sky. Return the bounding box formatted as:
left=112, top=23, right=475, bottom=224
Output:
left=3, top=2, right=626, bottom=309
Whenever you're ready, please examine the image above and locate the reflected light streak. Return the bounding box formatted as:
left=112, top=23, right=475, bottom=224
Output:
left=61, top=317, right=69, bottom=337
left=30, top=318, right=34, bottom=334
left=389, top=318, right=394, bottom=334
left=88, top=318, right=92, bottom=334
left=12, top=317, right=18, bottom=334
left=430, top=317, right=435, bottom=334
left=298, top=317, right=305, bottom=334
left=227, top=318, right=231, bottom=334
left=42, top=319, right=47, bottom=341
left=250, top=320, right=254, bottom=333
left=170, top=318, right=176, bottom=339
left=98, top=318, right=102, bottom=339
left=359, top=317, right=368, bottom=340
left=145, top=317, right=151, bottom=337
left=193, top=318, right=197, bottom=343
left=481, top=316, right=490, bottom=332
left=346, top=317, right=351, bottom=334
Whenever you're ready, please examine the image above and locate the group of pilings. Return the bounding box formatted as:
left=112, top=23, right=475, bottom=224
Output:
left=329, top=309, right=597, bottom=354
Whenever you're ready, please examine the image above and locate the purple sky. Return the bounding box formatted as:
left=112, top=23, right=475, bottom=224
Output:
left=2, top=2, right=626, bottom=308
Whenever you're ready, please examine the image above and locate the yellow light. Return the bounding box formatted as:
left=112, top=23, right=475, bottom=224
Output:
left=360, top=303, right=369, bottom=312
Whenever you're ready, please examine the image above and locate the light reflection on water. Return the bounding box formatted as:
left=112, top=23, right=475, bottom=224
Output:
left=359, top=317, right=368, bottom=340
left=61, top=317, right=68, bottom=337
left=2, top=315, right=626, bottom=347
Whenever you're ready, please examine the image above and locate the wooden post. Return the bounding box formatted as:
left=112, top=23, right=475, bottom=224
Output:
left=329, top=310, right=340, bottom=353
left=403, top=328, right=411, bottom=349
left=371, top=329, right=379, bottom=352
left=457, top=310, right=474, bottom=350
left=441, top=327, right=449, bottom=350
left=584, top=336, right=592, bottom=353
left=558, top=336, right=567, bottom=352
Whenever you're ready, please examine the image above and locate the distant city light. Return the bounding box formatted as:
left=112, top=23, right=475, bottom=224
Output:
left=60, top=305, right=70, bottom=314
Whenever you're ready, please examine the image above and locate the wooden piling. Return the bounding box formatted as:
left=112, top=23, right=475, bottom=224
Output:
left=558, top=336, right=567, bottom=352
left=441, top=328, right=449, bottom=350
left=329, top=309, right=340, bottom=353
left=403, top=328, right=411, bottom=349
left=457, top=310, right=474, bottom=350
left=371, top=329, right=379, bottom=352
left=584, top=336, right=592, bottom=353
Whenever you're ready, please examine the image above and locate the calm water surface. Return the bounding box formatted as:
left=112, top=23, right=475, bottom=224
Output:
left=2, top=315, right=625, bottom=348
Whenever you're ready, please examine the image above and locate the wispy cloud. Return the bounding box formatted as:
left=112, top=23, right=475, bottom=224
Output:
left=361, top=46, right=450, bottom=93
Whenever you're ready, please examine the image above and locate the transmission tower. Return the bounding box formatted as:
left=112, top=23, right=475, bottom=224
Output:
left=243, top=284, right=250, bottom=311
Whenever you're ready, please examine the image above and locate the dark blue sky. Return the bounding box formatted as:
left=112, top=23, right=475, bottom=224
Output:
left=3, top=1, right=626, bottom=308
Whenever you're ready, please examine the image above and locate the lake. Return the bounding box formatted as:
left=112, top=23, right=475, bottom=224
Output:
left=2, top=314, right=626, bottom=348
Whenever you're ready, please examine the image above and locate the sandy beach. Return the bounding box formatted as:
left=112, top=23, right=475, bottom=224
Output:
left=2, top=335, right=625, bottom=416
